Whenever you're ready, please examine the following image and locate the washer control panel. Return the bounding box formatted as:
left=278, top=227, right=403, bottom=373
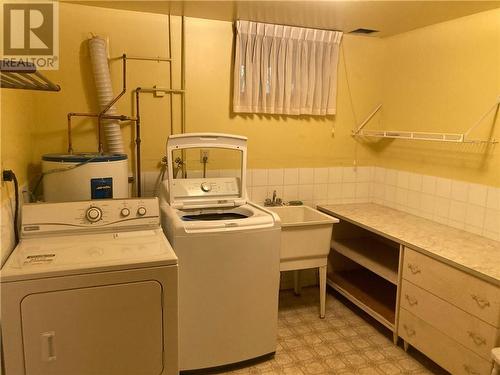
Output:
left=22, top=198, right=160, bottom=235
left=172, top=177, right=240, bottom=200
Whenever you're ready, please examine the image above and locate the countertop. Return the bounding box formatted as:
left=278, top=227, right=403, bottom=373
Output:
left=318, top=203, right=500, bottom=286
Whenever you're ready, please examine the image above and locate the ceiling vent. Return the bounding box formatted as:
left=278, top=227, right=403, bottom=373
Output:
left=349, top=28, right=379, bottom=35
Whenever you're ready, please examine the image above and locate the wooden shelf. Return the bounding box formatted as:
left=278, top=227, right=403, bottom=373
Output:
left=331, top=237, right=399, bottom=284
left=328, top=267, right=397, bottom=329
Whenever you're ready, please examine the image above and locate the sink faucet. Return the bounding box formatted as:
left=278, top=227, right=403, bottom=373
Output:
left=264, top=190, right=283, bottom=206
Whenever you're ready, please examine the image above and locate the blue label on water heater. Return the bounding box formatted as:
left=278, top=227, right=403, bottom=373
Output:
left=91, top=177, right=113, bottom=199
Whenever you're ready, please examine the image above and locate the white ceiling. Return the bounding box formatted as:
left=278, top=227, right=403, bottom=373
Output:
left=70, top=1, right=500, bottom=37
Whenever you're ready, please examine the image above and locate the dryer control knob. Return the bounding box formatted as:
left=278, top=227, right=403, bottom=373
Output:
left=86, top=207, right=102, bottom=222
left=201, top=182, right=211, bottom=192
left=137, top=206, right=147, bottom=216
left=120, top=208, right=130, bottom=217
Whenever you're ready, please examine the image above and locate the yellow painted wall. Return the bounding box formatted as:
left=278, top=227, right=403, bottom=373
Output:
left=1, top=90, right=38, bottom=200
left=185, top=17, right=384, bottom=169
left=2, top=3, right=499, bottom=195
left=369, top=8, right=500, bottom=186
left=1, top=3, right=384, bottom=181
left=33, top=3, right=173, bottom=172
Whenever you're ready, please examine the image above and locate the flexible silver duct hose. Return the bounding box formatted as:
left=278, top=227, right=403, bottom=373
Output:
left=88, top=36, right=125, bottom=153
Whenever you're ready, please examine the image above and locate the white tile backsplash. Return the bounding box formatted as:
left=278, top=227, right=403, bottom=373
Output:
left=356, top=167, right=372, bottom=183
left=298, top=168, right=314, bottom=184
left=435, top=177, right=452, bottom=198
left=397, top=171, right=409, bottom=189
left=328, top=183, right=342, bottom=201
left=328, top=167, right=343, bottom=183
left=408, top=173, right=422, bottom=192
left=468, top=183, right=488, bottom=207
left=385, top=169, right=398, bottom=186
left=268, top=169, right=284, bottom=186
left=313, top=184, right=328, bottom=200
left=342, top=182, right=356, bottom=200
left=283, top=185, right=299, bottom=201
left=421, top=175, right=436, bottom=194
left=465, top=204, right=485, bottom=228
left=374, top=167, right=385, bottom=184
left=251, top=186, right=268, bottom=203
left=486, top=187, right=500, bottom=210
left=313, top=168, right=329, bottom=184
left=252, top=169, right=268, bottom=186
left=420, top=193, right=435, bottom=215
left=241, top=167, right=500, bottom=241
left=298, top=184, right=314, bottom=200
left=355, top=182, right=371, bottom=199
left=449, top=200, right=467, bottom=223
left=284, top=168, right=299, bottom=185
left=451, top=180, right=469, bottom=202
left=395, top=188, right=408, bottom=206
left=342, top=167, right=357, bottom=183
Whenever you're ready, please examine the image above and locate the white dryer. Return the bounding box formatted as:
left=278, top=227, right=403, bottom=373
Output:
left=160, top=133, right=281, bottom=372
left=1, top=198, right=178, bottom=375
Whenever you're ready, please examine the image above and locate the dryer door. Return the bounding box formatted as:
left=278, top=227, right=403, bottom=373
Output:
left=21, top=281, right=163, bottom=375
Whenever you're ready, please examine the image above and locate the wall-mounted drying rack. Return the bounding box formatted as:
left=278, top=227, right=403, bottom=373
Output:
left=352, top=98, right=499, bottom=144
left=0, top=61, right=60, bottom=91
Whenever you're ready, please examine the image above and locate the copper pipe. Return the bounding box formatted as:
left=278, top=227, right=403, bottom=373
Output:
left=67, top=113, right=73, bottom=153
left=168, top=13, right=174, bottom=136
left=135, top=88, right=142, bottom=197
left=67, top=112, right=136, bottom=154
left=67, top=54, right=130, bottom=154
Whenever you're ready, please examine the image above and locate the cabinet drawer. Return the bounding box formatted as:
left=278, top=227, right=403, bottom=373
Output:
left=403, top=247, right=500, bottom=327
left=399, top=309, right=491, bottom=375
left=400, top=280, right=500, bottom=360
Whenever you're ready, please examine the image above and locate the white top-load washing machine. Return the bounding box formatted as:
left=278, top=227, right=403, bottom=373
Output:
left=1, top=198, right=178, bottom=375
left=160, top=133, right=281, bottom=372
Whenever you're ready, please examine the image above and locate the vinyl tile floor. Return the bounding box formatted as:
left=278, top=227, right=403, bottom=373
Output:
left=221, top=287, right=448, bottom=375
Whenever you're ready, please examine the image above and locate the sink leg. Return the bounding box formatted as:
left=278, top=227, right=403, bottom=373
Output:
left=293, top=270, right=301, bottom=296
left=319, top=265, right=326, bottom=319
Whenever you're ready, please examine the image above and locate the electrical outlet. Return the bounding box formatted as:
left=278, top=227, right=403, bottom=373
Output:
left=200, top=150, right=209, bottom=163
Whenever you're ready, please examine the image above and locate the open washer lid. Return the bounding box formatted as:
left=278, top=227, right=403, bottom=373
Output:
left=166, top=133, right=248, bottom=209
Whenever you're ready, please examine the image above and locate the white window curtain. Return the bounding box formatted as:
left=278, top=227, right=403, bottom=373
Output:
left=233, top=20, right=343, bottom=116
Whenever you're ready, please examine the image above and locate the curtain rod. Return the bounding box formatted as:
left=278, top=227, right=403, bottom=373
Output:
left=235, top=19, right=342, bottom=33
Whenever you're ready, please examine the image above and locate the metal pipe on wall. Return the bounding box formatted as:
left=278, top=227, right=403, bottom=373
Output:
left=135, top=89, right=142, bottom=197
left=168, top=14, right=174, bottom=136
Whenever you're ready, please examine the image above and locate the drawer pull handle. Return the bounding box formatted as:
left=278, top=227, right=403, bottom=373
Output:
left=467, top=331, right=486, bottom=346
left=407, top=263, right=421, bottom=274
left=470, top=294, right=490, bottom=309
left=404, top=294, right=418, bottom=306
left=463, top=364, right=480, bottom=375
left=403, top=324, right=416, bottom=337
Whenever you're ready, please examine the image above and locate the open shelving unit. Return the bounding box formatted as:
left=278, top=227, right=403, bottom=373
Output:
left=331, top=237, right=399, bottom=284
left=331, top=265, right=397, bottom=327
left=326, top=220, right=402, bottom=339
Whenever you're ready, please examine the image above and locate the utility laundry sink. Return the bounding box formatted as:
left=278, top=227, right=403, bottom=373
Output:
left=267, top=206, right=339, bottom=318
